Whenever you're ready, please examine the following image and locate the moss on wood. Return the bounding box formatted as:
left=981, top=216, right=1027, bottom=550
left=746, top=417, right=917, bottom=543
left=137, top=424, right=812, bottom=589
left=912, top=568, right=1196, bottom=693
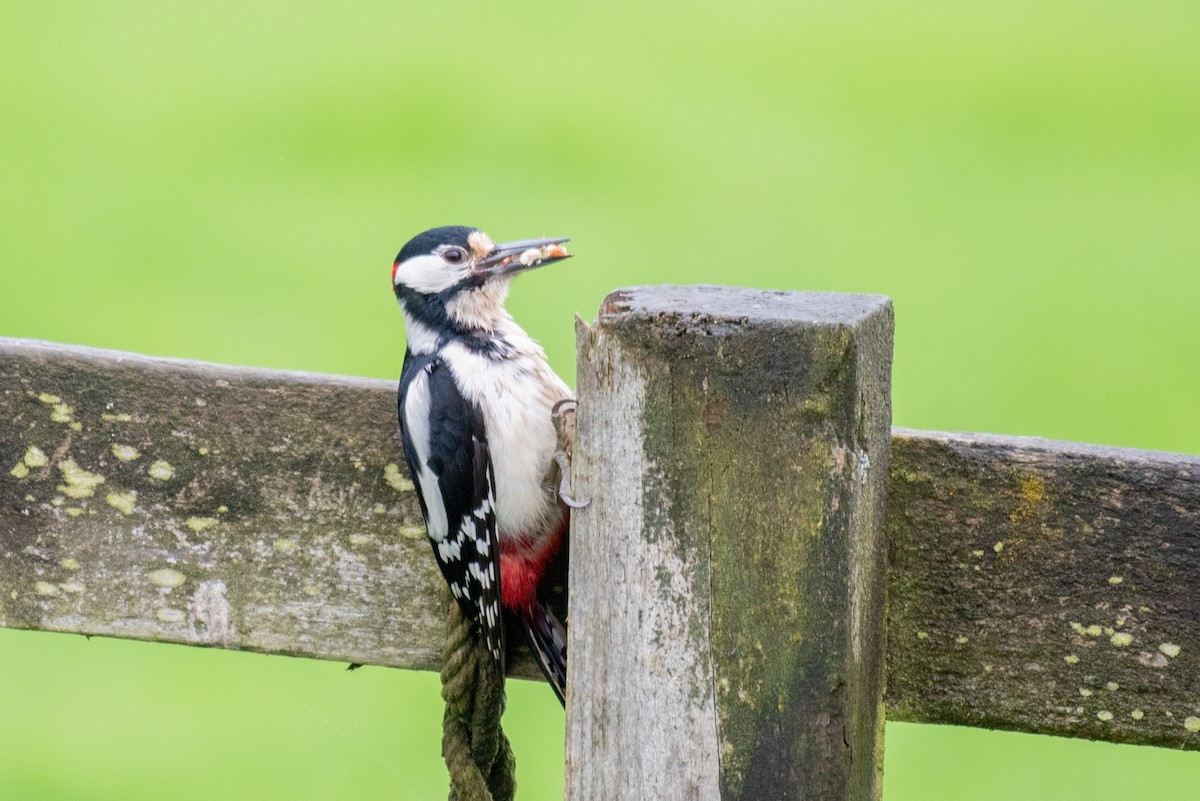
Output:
left=568, top=287, right=893, bottom=801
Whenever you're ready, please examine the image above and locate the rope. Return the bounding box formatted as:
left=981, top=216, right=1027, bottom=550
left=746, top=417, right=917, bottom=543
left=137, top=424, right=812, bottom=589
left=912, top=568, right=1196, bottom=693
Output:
left=440, top=592, right=515, bottom=801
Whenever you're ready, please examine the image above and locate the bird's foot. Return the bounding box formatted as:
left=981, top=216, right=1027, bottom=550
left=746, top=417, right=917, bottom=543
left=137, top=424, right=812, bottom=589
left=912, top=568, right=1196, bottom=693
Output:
left=551, top=398, right=589, bottom=508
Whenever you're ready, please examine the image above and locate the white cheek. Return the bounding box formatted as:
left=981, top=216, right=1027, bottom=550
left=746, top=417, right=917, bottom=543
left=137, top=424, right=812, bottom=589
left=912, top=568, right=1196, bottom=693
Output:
left=396, top=254, right=467, bottom=294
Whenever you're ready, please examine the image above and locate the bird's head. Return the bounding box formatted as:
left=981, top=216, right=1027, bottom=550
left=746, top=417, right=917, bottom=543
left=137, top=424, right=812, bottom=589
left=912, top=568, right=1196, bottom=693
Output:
left=391, top=225, right=571, bottom=336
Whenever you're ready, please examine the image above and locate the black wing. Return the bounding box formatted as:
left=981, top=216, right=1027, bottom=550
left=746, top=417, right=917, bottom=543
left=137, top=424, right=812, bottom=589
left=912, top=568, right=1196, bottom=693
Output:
left=398, top=350, right=504, bottom=667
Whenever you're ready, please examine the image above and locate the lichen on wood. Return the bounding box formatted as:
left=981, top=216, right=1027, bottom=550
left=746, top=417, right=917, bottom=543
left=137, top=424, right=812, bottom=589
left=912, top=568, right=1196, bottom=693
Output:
left=887, top=429, right=1200, bottom=750
left=0, top=338, right=545, bottom=677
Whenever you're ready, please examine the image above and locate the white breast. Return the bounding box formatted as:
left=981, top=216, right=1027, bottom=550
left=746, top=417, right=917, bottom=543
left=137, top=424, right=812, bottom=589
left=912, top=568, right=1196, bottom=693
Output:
left=442, top=339, right=572, bottom=539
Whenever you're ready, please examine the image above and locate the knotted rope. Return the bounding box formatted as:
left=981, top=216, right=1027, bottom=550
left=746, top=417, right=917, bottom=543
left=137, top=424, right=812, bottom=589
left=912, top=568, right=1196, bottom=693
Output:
left=440, top=593, right=515, bottom=801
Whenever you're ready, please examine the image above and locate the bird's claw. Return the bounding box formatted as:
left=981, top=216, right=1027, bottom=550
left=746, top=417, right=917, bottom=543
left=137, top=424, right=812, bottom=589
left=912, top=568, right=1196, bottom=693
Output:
left=554, top=451, right=589, bottom=508
left=551, top=398, right=589, bottom=508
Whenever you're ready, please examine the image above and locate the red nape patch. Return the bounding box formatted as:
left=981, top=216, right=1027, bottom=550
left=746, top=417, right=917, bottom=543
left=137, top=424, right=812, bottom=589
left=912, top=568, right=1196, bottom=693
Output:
left=391, top=261, right=401, bottom=286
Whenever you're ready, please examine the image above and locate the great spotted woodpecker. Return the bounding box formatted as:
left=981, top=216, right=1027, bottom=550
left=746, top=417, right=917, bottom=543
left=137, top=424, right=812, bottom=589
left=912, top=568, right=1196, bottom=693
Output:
left=392, top=225, right=579, bottom=704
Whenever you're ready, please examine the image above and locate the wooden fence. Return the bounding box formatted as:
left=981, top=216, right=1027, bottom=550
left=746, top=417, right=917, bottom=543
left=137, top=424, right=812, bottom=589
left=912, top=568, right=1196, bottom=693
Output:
left=1, top=285, right=1196, bottom=800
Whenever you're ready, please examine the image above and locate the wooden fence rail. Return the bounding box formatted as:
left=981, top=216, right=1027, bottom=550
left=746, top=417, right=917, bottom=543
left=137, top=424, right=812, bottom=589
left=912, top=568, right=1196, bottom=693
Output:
left=2, top=286, right=1198, bottom=800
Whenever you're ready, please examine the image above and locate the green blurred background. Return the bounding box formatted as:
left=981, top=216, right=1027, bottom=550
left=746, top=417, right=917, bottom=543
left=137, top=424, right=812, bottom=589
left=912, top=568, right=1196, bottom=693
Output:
left=2, top=1, right=1198, bottom=798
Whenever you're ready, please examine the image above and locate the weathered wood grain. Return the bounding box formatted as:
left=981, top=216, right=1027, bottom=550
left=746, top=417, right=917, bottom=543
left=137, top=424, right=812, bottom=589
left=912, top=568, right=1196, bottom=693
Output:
left=887, top=429, right=1200, bottom=749
left=0, top=337, right=544, bottom=677
left=3, top=330, right=1199, bottom=754
left=566, top=286, right=894, bottom=801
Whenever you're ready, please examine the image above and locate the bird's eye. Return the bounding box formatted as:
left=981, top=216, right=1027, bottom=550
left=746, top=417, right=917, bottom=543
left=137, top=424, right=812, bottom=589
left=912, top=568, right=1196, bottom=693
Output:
left=442, top=247, right=467, bottom=265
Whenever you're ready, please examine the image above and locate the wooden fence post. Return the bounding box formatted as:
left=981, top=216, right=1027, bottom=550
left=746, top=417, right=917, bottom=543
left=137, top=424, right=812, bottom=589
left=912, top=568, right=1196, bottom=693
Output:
left=566, top=286, right=894, bottom=801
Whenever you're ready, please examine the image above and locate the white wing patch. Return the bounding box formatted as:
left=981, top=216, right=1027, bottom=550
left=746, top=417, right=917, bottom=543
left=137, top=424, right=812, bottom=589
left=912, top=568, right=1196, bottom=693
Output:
left=437, top=536, right=463, bottom=562
left=402, top=369, right=449, bottom=541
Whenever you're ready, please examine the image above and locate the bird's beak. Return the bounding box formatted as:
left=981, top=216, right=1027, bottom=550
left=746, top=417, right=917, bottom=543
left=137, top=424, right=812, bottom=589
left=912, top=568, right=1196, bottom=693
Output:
left=475, top=237, right=572, bottom=278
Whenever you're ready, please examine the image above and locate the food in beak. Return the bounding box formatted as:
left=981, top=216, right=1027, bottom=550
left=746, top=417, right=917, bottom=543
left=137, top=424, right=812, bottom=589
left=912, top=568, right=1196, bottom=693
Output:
left=522, top=242, right=569, bottom=266
left=500, top=243, right=570, bottom=270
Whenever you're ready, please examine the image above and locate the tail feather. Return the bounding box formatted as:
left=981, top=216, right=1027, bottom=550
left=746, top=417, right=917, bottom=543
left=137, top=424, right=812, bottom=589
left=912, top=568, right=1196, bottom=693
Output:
left=519, top=601, right=567, bottom=705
